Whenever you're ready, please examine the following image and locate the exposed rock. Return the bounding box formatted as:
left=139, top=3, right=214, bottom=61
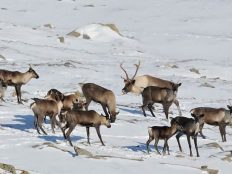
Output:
left=74, top=146, right=94, bottom=157
left=200, top=166, right=218, bottom=174
left=210, top=77, right=220, bottom=80
left=200, top=76, right=207, bottom=79
left=100, top=23, right=122, bottom=36
left=64, top=62, right=75, bottom=68
left=221, top=151, right=232, bottom=162
left=200, top=142, right=224, bottom=151
left=83, top=34, right=91, bottom=39
left=58, top=36, right=65, bottom=43
left=199, top=82, right=215, bottom=88
left=44, top=24, right=53, bottom=29
left=0, top=163, right=16, bottom=174
left=83, top=4, right=95, bottom=7
left=20, top=170, right=30, bottom=174
left=190, top=68, right=200, bottom=74
left=67, top=31, right=81, bottom=37
left=67, top=23, right=122, bottom=39
left=164, top=64, right=179, bottom=68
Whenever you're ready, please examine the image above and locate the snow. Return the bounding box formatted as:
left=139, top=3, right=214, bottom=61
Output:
left=0, top=0, right=232, bottom=173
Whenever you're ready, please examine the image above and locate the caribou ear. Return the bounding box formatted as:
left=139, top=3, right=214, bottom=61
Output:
left=116, top=111, right=120, bottom=115
left=227, top=105, right=231, bottom=109
left=178, top=83, right=182, bottom=87
left=191, top=113, right=195, bottom=117
left=131, top=80, right=136, bottom=84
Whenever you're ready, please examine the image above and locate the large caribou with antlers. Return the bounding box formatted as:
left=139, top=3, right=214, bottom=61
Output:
left=0, top=65, right=39, bottom=103
left=120, top=61, right=182, bottom=116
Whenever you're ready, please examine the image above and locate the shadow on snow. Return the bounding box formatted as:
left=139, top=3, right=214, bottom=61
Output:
left=1, top=114, right=35, bottom=133
left=123, top=142, right=168, bottom=154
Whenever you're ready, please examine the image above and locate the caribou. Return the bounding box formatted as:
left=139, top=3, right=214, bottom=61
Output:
left=60, top=110, right=111, bottom=146
left=141, top=83, right=181, bottom=119
left=120, top=61, right=182, bottom=116
left=191, top=104, right=232, bottom=142
left=0, top=65, right=39, bottom=103
left=146, top=118, right=182, bottom=155
left=80, top=83, right=119, bottom=123
left=174, top=114, right=205, bottom=157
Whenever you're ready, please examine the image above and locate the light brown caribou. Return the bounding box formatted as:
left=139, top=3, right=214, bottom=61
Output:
left=120, top=61, right=182, bottom=116
left=30, top=94, right=63, bottom=135
left=190, top=105, right=232, bottom=142
left=45, top=89, right=82, bottom=110
left=0, top=66, right=39, bottom=103
left=60, top=110, right=111, bottom=146
left=81, top=83, right=119, bottom=123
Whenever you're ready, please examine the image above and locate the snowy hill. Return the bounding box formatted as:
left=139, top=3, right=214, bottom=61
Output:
left=0, top=0, right=232, bottom=173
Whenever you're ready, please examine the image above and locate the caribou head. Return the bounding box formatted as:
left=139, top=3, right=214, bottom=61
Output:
left=28, top=65, right=39, bottom=79
left=120, top=61, right=140, bottom=94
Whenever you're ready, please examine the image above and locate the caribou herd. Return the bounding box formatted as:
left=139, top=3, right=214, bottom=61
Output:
left=0, top=61, right=232, bottom=157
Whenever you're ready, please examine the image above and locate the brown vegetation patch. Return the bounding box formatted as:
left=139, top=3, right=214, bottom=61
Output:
left=221, top=151, right=232, bottom=162
left=100, top=23, right=122, bottom=36
left=201, top=166, right=219, bottom=174
left=200, top=142, right=224, bottom=151
left=0, top=163, right=30, bottom=174
left=58, top=36, right=65, bottom=43
left=67, top=31, right=81, bottom=37
left=190, top=68, right=200, bottom=74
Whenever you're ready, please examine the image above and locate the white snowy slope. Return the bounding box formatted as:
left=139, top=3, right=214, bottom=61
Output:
left=0, top=0, right=232, bottom=173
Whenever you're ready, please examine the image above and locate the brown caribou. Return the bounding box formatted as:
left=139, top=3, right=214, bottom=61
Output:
left=191, top=104, right=232, bottom=142
left=81, top=83, right=119, bottom=123
left=60, top=110, right=111, bottom=146
left=141, top=83, right=181, bottom=119
left=0, top=65, right=39, bottom=103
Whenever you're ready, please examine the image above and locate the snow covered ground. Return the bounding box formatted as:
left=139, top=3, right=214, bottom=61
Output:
left=0, top=0, right=232, bottom=173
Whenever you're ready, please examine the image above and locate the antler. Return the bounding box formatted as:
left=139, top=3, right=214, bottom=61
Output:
left=120, top=62, right=129, bottom=80
left=131, top=60, right=141, bottom=80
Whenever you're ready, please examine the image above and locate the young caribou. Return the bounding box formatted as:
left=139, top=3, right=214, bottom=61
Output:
left=0, top=65, right=39, bottom=103
left=146, top=118, right=182, bottom=155
left=120, top=61, right=182, bottom=116
left=30, top=95, right=63, bottom=135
